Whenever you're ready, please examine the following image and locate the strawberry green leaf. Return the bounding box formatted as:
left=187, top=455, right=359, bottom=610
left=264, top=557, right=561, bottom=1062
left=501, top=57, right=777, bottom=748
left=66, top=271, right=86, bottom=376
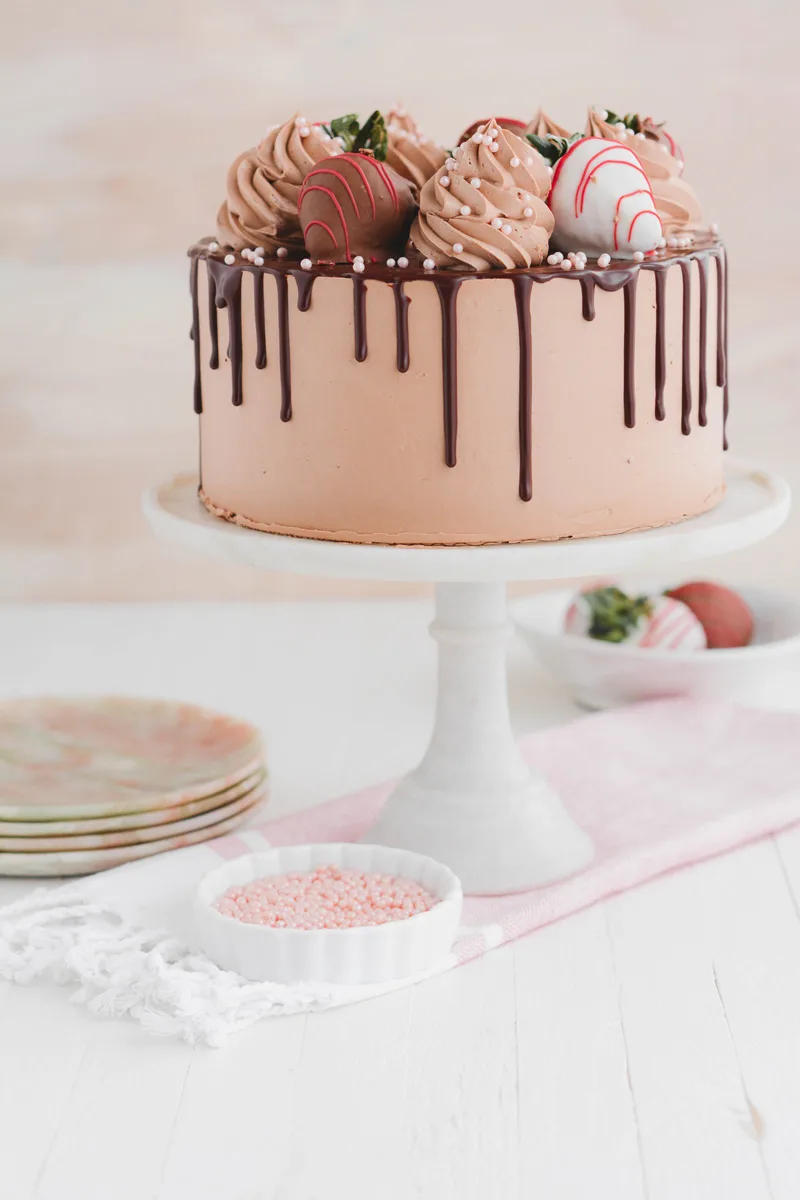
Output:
left=322, top=113, right=361, bottom=147
left=323, top=111, right=388, bottom=160
left=526, top=132, right=582, bottom=166
left=581, top=586, right=653, bottom=643
left=603, top=109, right=642, bottom=134
left=352, top=110, right=388, bottom=161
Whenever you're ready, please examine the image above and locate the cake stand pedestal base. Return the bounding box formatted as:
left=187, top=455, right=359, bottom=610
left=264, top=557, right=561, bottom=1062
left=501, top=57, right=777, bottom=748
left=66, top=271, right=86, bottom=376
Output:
left=144, top=463, right=789, bottom=894
left=369, top=582, right=593, bottom=892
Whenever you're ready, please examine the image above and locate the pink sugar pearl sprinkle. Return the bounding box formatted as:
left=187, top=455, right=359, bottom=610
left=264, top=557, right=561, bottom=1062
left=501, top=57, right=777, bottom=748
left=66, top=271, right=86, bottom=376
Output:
left=215, top=865, right=439, bottom=930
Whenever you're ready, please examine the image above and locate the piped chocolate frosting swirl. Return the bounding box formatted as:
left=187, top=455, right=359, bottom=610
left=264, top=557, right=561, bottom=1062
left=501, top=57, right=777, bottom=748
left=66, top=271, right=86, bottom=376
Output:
left=385, top=108, right=448, bottom=190
left=584, top=109, right=704, bottom=236
left=217, top=114, right=339, bottom=252
left=411, top=119, right=554, bottom=270
left=526, top=109, right=570, bottom=139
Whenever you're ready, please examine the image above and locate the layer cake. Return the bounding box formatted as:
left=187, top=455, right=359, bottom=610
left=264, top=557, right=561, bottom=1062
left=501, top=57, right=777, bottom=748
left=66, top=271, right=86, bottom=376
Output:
left=190, top=107, right=728, bottom=545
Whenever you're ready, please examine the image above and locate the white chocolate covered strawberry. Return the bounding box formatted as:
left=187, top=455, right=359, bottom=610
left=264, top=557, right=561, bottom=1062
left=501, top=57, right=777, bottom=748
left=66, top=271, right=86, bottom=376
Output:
left=548, top=137, right=663, bottom=258
left=564, top=585, right=707, bottom=650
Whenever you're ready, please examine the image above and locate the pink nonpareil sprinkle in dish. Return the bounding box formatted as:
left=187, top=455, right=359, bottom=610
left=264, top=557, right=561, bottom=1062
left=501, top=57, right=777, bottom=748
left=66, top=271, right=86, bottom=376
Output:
left=214, top=864, right=439, bottom=930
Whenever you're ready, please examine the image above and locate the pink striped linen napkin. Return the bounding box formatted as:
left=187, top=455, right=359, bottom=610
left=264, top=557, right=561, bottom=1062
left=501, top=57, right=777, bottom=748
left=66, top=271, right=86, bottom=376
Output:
left=2, top=698, right=800, bottom=1045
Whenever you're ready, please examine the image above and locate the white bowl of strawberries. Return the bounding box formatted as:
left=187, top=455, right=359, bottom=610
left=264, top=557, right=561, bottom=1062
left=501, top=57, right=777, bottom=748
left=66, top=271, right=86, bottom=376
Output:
left=513, top=580, right=800, bottom=710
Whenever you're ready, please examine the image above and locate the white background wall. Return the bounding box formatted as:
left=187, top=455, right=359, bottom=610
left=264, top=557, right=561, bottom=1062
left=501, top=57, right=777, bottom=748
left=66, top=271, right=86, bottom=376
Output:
left=1, top=0, right=797, bottom=599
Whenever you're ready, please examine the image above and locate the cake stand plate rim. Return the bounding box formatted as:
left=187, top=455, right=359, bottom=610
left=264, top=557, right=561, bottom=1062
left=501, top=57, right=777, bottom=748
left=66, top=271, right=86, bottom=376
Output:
left=143, top=463, right=790, bottom=584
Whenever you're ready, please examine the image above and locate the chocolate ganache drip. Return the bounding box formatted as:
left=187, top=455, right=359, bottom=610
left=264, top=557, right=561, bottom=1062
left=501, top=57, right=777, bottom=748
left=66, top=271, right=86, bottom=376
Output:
left=190, top=240, right=729, bottom=501
left=434, top=278, right=462, bottom=468
left=392, top=282, right=410, bottom=373
left=293, top=271, right=315, bottom=313
left=654, top=270, right=667, bottom=421
left=679, top=260, right=692, bottom=434
left=207, top=267, right=219, bottom=371
left=623, top=276, right=637, bottom=429
left=513, top=276, right=535, bottom=501
left=352, top=276, right=368, bottom=362
left=190, top=257, right=202, bottom=413
left=579, top=276, right=596, bottom=322
left=274, top=272, right=292, bottom=421
left=207, top=258, right=244, bottom=406
left=697, top=255, right=709, bottom=426
left=716, top=247, right=729, bottom=449
left=253, top=271, right=267, bottom=370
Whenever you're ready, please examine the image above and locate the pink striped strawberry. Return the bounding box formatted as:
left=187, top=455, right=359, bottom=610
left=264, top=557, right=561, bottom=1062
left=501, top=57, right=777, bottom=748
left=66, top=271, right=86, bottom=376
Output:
left=564, top=585, right=707, bottom=650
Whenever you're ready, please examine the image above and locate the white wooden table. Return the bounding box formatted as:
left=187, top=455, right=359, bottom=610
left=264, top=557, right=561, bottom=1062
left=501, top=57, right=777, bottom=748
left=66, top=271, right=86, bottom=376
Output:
left=2, top=600, right=800, bottom=1200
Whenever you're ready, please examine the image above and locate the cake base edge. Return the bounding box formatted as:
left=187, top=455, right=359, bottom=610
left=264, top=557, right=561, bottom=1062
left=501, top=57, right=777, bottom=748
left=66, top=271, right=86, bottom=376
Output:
left=198, top=483, right=726, bottom=548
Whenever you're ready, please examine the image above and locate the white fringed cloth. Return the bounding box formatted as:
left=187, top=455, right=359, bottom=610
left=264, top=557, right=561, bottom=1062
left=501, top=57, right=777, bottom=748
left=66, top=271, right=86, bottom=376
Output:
left=3, top=700, right=800, bottom=1046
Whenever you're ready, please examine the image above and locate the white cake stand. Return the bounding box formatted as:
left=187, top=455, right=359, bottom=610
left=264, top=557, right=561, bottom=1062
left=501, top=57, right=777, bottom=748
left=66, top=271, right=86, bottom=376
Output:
left=144, top=464, right=789, bottom=894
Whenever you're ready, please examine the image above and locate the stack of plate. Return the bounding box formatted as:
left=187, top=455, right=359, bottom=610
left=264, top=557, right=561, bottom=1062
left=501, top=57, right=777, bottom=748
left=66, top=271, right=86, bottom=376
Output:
left=0, top=696, right=266, bottom=876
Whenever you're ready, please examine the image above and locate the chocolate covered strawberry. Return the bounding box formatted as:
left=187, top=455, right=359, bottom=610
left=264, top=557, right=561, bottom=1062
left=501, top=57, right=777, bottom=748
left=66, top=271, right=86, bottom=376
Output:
left=544, top=135, right=663, bottom=258
left=565, top=585, right=706, bottom=650
left=665, top=582, right=754, bottom=649
left=299, top=151, right=416, bottom=263
left=298, top=111, right=418, bottom=263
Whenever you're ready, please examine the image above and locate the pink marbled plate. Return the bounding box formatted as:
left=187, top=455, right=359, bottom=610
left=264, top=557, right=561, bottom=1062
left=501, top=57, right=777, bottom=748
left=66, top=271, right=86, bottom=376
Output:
left=0, top=782, right=267, bottom=852
left=0, top=769, right=266, bottom=836
left=0, top=697, right=264, bottom=821
left=0, top=800, right=261, bottom=877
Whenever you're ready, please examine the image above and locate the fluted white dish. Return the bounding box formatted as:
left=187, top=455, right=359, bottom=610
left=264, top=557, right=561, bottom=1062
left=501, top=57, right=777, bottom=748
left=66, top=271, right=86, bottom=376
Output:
left=195, top=843, right=463, bottom=985
left=513, top=584, right=800, bottom=710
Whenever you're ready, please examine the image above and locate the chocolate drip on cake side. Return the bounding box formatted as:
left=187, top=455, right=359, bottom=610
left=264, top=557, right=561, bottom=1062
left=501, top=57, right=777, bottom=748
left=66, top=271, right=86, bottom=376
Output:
left=261, top=267, right=296, bottom=422
left=434, top=278, right=462, bottom=468
left=588, top=247, right=724, bottom=437
left=718, top=247, right=729, bottom=450
left=189, top=239, right=729, bottom=495
left=590, top=267, right=640, bottom=428
left=208, top=258, right=244, bottom=406
left=590, top=266, right=642, bottom=429
left=352, top=277, right=368, bottom=362
left=293, top=271, right=315, bottom=313
left=253, top=270, right=267, bottom=370
left=622, top=277, right=637, bottom=428
left=393, top=282, right=410, bottom=372
left=272, top=271, right=292, bottom=421
left=679, top=260, right=692, bottom=435
left=654, top=270, right=667, bottom=421
left=697, top=256, right=708, bottom=426
left=208, top=259, right=312, bottom=420
left=190, top=257, right=202, bottom=414
left=207, top=264, right=220, bottom=370
left=513, top=276, right=535, bottom=502
left=714, top=251, right=726, bottom=390
left=579, top=276, right=596, bottom=322
left=274, top=270, right=316, bottom=419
